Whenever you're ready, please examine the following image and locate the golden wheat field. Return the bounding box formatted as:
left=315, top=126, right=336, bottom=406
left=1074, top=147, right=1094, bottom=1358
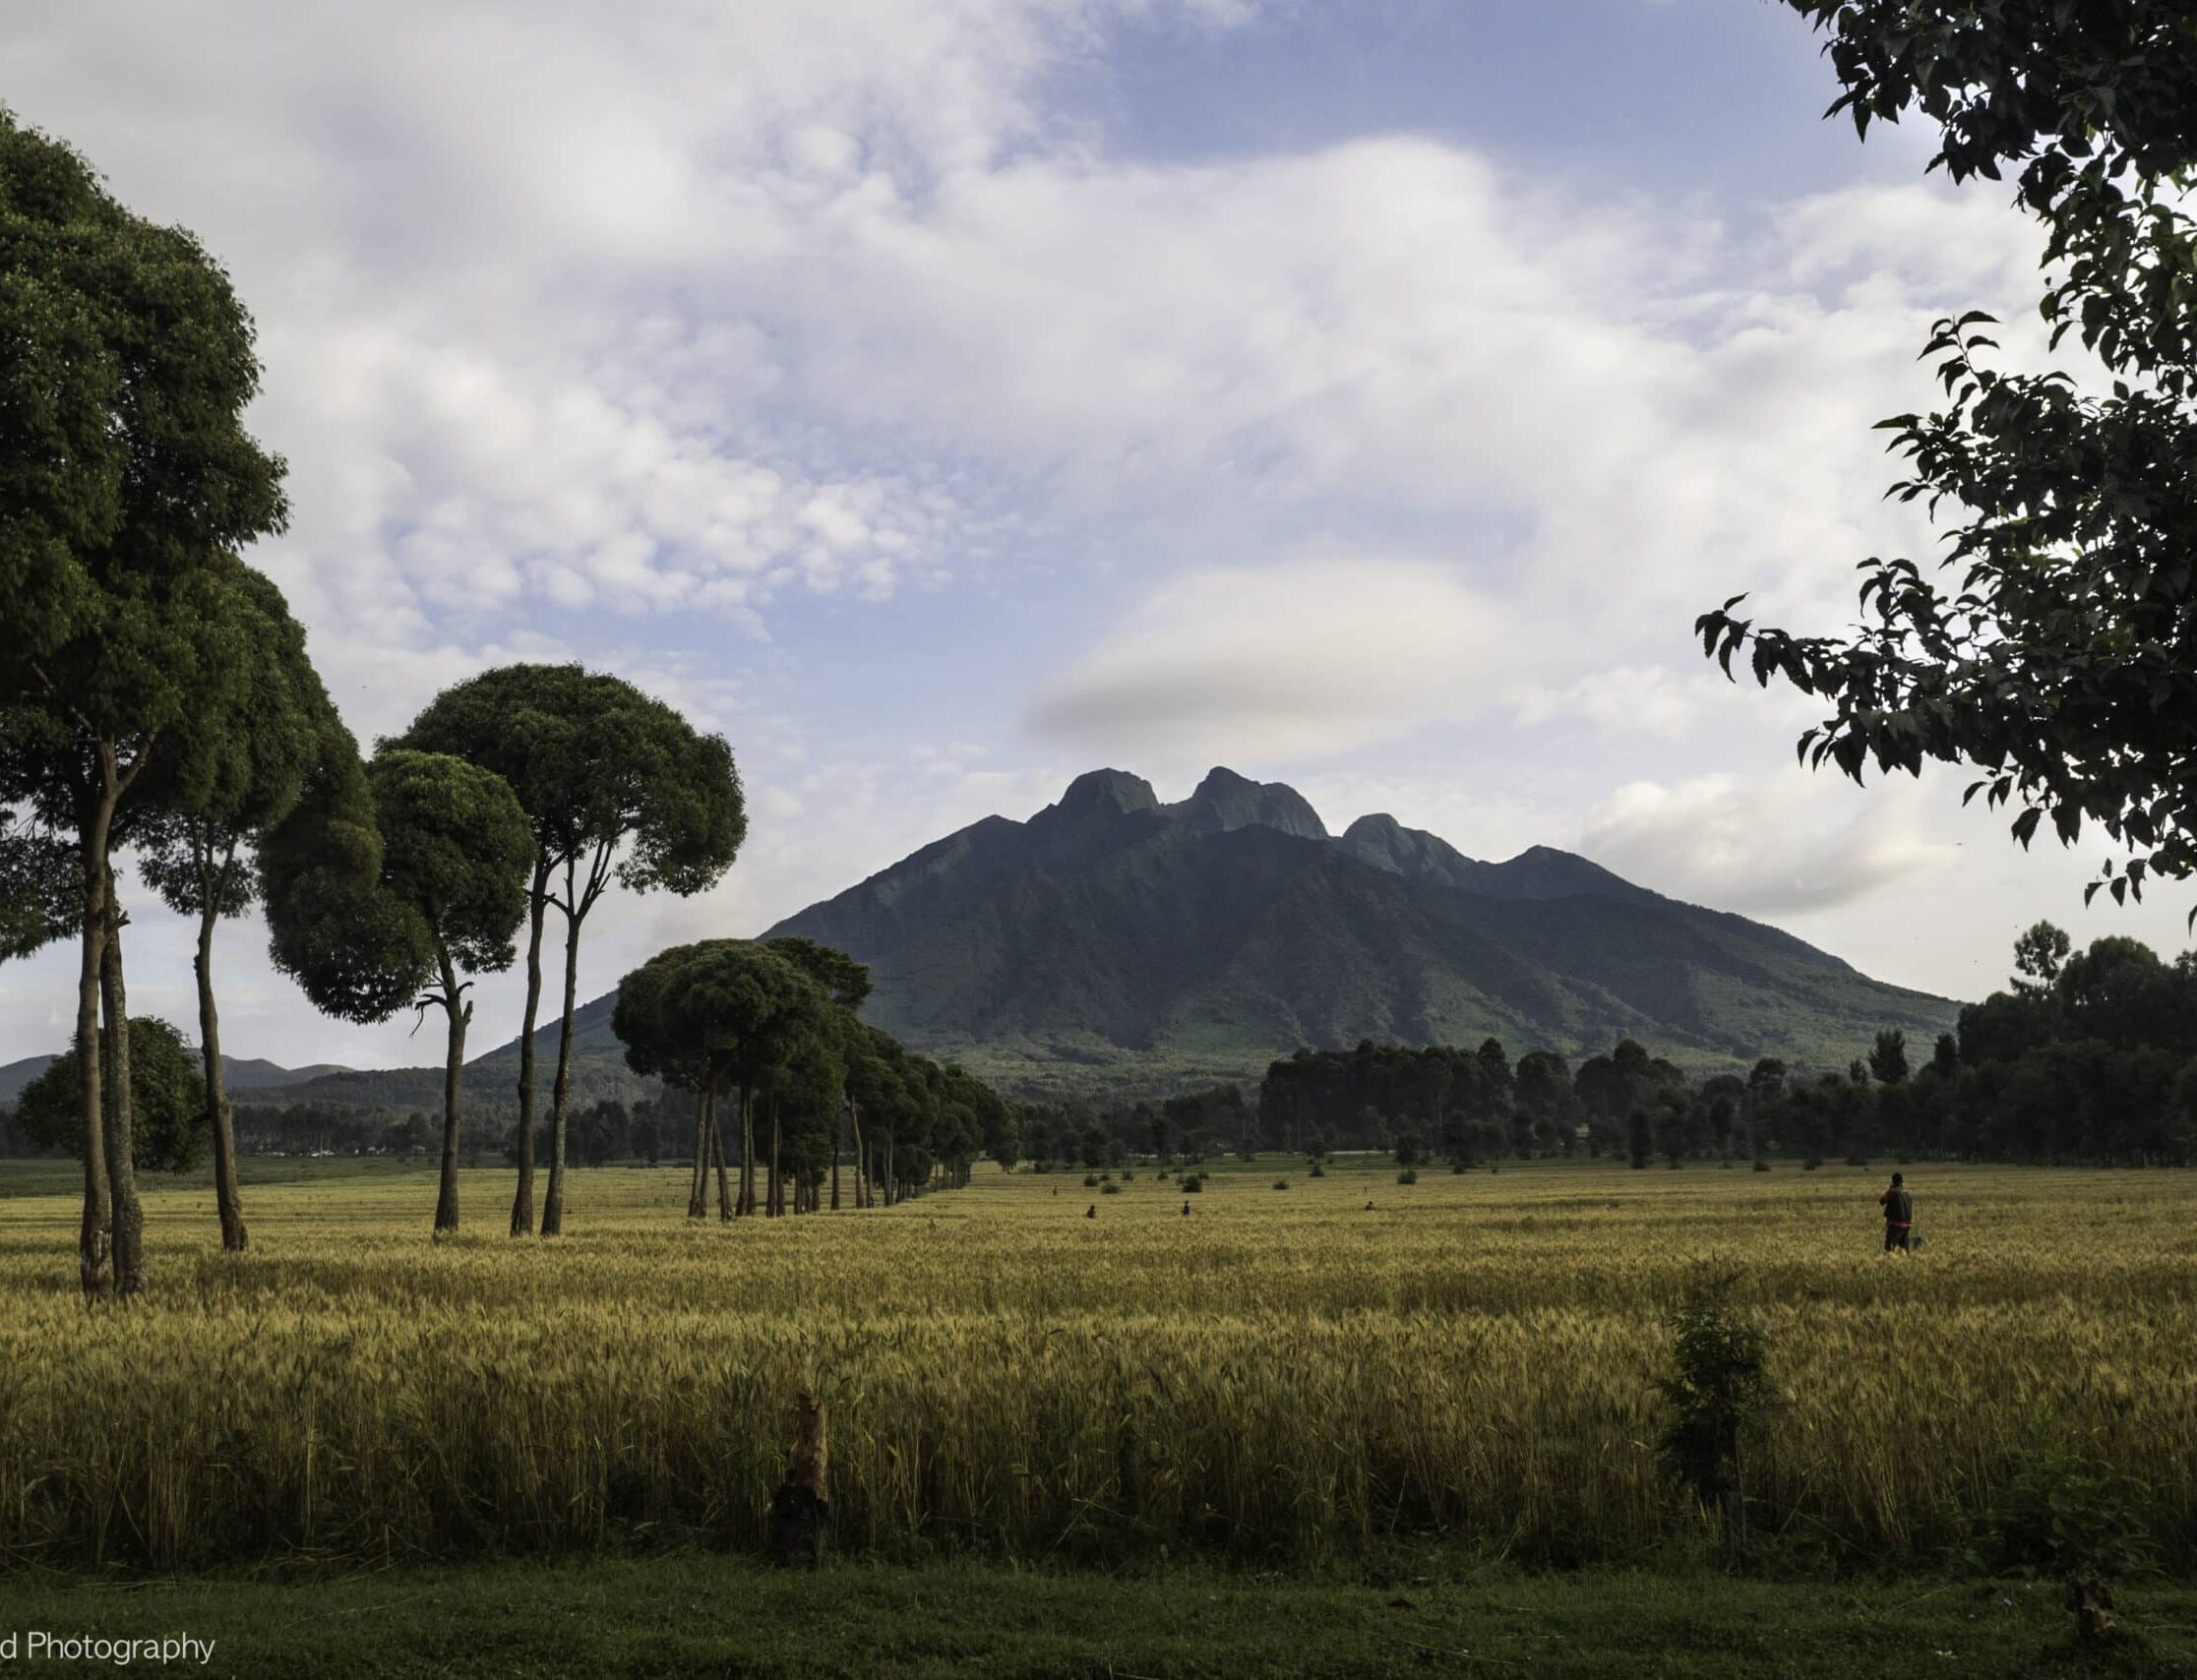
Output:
left=1, top=1157, right=2192, bottom=1573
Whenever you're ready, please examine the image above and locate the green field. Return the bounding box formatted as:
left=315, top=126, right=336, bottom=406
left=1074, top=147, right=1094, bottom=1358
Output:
left=2, top=1155, right=2193, bottom=1671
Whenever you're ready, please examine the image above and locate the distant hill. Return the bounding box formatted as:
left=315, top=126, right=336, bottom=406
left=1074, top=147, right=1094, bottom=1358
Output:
left=752, top=765, right=1960, bottom=1095
left=2, top=1052, right=347, bottom=1108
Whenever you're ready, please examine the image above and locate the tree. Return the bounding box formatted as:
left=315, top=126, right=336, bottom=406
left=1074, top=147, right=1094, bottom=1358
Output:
left=367, top=750, right=533, bottom=1233
left=15, top=1016, right=208, bottom=1173
left=612, top=939, right=832, bottom=1222
left=134, top=562, right=334, bottom=1251
left=396, top=666, right=746, bottom=1237
left=1627, top=1108, right=1654, bottom=1170
left=2013, top=922, right=2073, bottom=996
left=1868, top=1029, right=1910, bottom=1087
left=0, top=113, right=286, bottom=1294
left=1698, top=5, right=2197, bottom=910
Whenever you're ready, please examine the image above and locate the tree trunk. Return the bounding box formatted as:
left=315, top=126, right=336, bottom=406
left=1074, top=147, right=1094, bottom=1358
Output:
left=510, top=862, right=548, bottom=1236
left=687, top=1079, right=709, bottom=1220
left=98, top=875, right=143, bottom=1296
left=768, top=1097, right=782, bottom=1218
left=831, top=1099, right=842, bottom=1212
left=540, top=892, right=584, bottom=1237
left=740, top=1087, right=757, bottom=1217
left=710, top=1087, right=735, bottom=1222
left=75, top=788, right=115, bottom=1299
left=195, top=863, right=247, bottom=1253
left=433, top=952, right=469, bottom=1234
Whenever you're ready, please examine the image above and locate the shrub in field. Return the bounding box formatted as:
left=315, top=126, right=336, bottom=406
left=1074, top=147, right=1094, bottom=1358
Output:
left=1309, top=1163, right=1324, bottom=1176
left=1967, top=1451, right=2160, bottom=1580
left=1656, top=1271, right=1773, bottom=1538
left=1396, top=1169, right=1417, bottom=1185
left=1100, top=1181, right=1122, bottom=1196
left=1083, top=1174, right=1100, bottom=1188
left=1182, top=1174, right=1202, bottom=1193
left=1751, top=1159, right=1770, bottom=1172
left=1271, top=1179, right=1289, bottom=1191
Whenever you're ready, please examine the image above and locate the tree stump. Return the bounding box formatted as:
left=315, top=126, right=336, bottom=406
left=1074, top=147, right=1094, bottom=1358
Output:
left=768, top=1392, right=829, bottom=1567
left=2066, top=1576, right=2118, bottom=1644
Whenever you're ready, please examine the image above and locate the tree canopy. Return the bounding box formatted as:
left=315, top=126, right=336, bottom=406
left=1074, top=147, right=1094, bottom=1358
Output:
left=15, top=1016, right=208, bottom=1173
left=1697, top=2, right=2197, bottom=906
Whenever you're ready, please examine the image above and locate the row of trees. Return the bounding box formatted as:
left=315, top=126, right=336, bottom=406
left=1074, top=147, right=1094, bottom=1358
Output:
left=612, top=936, right=1016, bottom=1218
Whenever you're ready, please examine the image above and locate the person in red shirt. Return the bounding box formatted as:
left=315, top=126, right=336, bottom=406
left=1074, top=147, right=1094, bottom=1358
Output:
left=1879, top=1172, right=1915, bottom=1253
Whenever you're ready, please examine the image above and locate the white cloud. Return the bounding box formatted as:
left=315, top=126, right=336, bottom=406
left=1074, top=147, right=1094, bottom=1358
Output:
left=1579, top=769, right=1959, bottom=916
left=1513, top=665, right=1716, bottom=738
left=1028, top=557, right=1523, bottom=765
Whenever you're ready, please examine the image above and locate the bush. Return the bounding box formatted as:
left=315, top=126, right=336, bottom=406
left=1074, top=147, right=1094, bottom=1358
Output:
left=1801, top=1156, right=1822, bottom=1171
left=1120, top=1170, right=1135, bottom=1181
left=1656, top=1270, right=1774, bottom=1534
left=1271, top=1178, right=1289, bottom=1190
left=1082, top=1173, right=1100, bottom=1188
left=1751, top=1159, right=1770, bottom=1172
left=1308, top=1162, right=1324, bottom=1177
left=1396, top=1169, right=1418, bottom=1185
left=1182, top=1175, right=1203, bottom=1193
left=1968, top=1450, right=2160, bottom=1580
left=1099, top=1181, right=1122, bottom=1196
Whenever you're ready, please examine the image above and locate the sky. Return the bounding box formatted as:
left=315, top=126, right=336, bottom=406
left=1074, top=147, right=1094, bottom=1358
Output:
left=4, top=0, right=2190, bottom=1069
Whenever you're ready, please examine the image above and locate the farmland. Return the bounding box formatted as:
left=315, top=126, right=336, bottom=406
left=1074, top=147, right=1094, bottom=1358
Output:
left=2, top=1155, right=2192, bottom=1579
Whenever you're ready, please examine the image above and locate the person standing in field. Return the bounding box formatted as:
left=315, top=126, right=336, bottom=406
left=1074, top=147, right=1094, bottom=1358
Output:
left=1879, top=1172, right=1914, bottom=1253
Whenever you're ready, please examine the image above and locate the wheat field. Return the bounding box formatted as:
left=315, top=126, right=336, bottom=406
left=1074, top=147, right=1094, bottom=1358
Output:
left=1, top=1157, right=2191, bottom=1572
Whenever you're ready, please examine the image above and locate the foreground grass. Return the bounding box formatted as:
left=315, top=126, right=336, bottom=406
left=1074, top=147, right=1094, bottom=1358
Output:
left=6, top=1554, right=2195, bottom=1678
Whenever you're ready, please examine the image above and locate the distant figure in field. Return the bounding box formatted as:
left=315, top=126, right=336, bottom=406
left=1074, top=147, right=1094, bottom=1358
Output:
left=1182, top=1200, right=1191, bottom=1216
left=1364, top=1200, right=1374, bottom=1212
left=1879, top=1172, right=1914, bottom=1253
left=1085, top=1203, right=1097, bottom=1220
left=1051, top=1186, right=1058, bottom=1196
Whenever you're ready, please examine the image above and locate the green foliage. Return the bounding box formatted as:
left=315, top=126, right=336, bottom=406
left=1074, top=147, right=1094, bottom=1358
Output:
left=0, top=809, right=73, bottom=960
left=1967, top=1449, right=2161, bottom=1581
left=1655, top=1271, right=1774, bottom=1518
left=1701, top=3, right=2197, bottom=902
left=1394, top=1169, right=1416, bottom=1185
left=369, top=750, right=533, bottom=979
left=14, top=1017, right=207, bottom=1171
left=395, top=664, right=745, bottom=899
left=0, top=109, right=287, bottom=674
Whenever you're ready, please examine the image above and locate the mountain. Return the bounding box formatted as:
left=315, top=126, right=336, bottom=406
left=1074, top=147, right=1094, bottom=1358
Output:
left=755, top=765, right=1960, bottom=1094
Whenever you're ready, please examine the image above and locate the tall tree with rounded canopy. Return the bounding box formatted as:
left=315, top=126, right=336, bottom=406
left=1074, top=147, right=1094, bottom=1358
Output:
left=366, top=750, right=533, bottom=1233
left=396, top=665, right=746, bottom=1237
left=0, top=112, right=286, bottom=1295
left=134, top=563, right=333, bottom=1251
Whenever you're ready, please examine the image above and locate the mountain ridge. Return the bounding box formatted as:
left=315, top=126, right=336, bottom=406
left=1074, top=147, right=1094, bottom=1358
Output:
left=758, top=765, right=1957, bottom=1093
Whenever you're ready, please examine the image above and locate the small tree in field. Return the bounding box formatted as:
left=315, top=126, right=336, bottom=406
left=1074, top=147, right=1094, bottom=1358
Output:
left=16, top=1017, right=208, bottom=1173
left=365, top=750, right=532, bottom=1233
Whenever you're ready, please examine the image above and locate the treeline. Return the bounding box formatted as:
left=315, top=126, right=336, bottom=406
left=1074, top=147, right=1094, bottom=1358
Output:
left=1021, top=924, right=2197, bottom=1172
left=612, top=937, right=1017, bottom=1217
